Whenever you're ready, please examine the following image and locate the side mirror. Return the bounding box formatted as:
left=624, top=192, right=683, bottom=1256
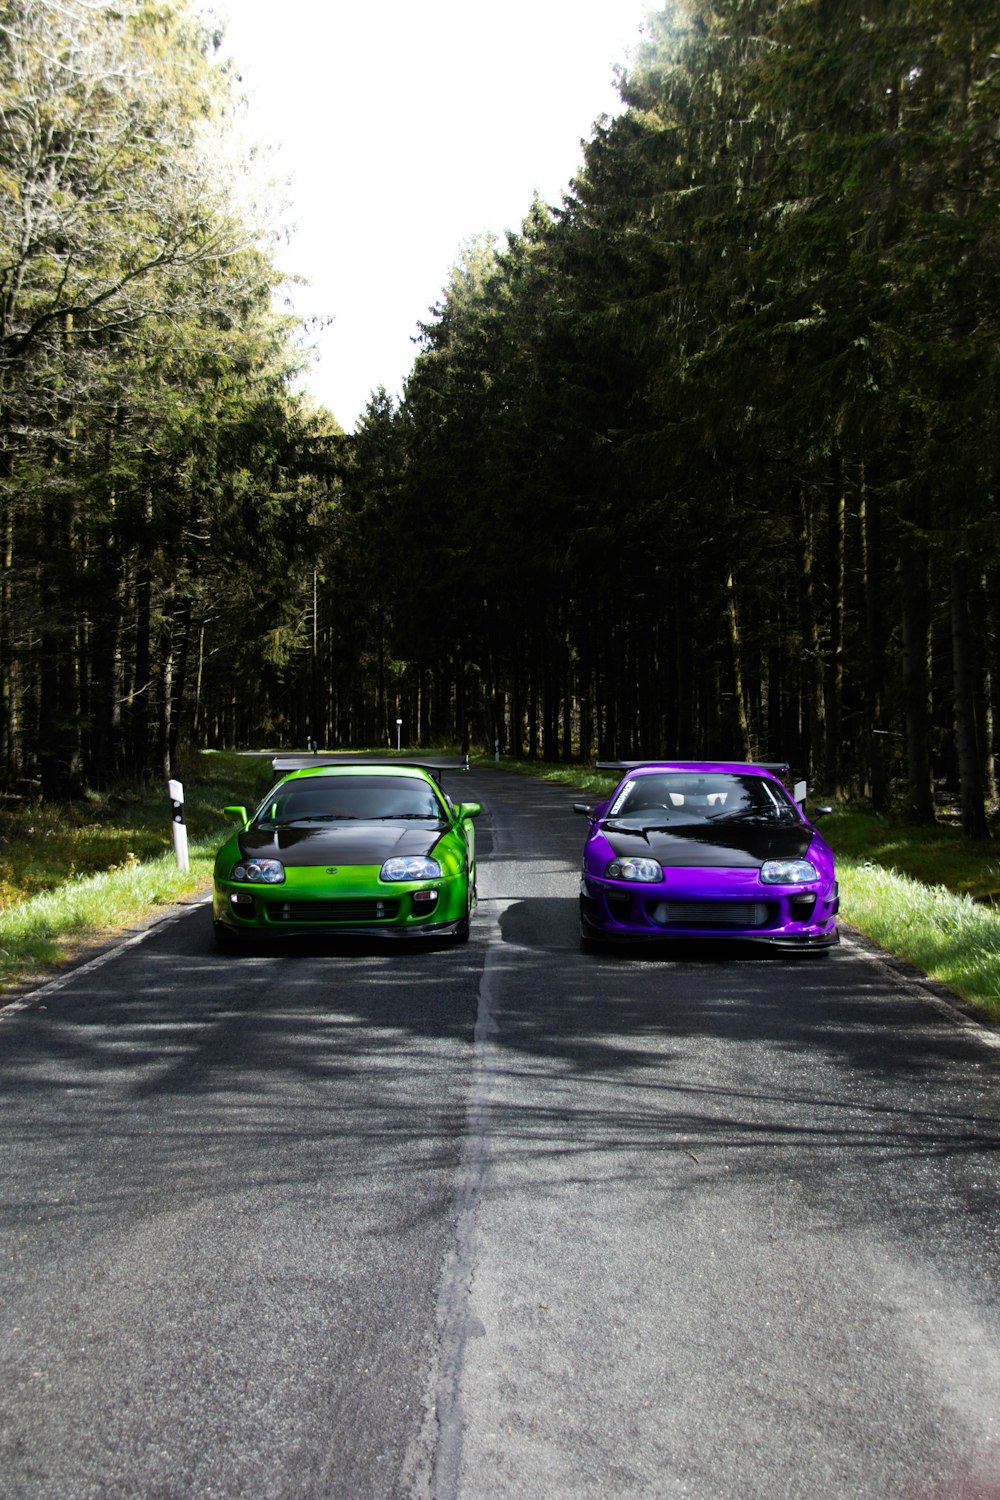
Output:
left=454, top=802, right=481, bottom=820
left=223, top=805, right=249, bottom=825
left=573, top=802, right=593, bottom=816
left=811, top=805, right=834, bottom=819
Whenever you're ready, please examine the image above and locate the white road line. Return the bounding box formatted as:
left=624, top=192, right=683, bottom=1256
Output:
left=426, top=909, right=507, bottom=1500
left=840, top=928, right=1000, bottom=1053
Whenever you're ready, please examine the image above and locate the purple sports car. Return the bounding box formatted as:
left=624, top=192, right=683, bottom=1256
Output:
left=575, top=760, right=839, bottom=951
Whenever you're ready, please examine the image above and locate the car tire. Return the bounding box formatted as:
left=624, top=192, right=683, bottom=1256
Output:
left=580, top=921, right=606, bottom=952
left=213, top=920, right=240, bottom=950
left=453, top=877, right=476, bottom=942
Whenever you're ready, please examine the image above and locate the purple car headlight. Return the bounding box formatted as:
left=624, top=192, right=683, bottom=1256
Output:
left=760, top=858, right=818, bottom=884
left=606, top=857, right=663, bottom=883
left=230, top=858, right=285, bottom=884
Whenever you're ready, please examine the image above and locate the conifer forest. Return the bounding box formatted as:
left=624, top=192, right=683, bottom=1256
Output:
left=1, top=1, right=998, bottom=835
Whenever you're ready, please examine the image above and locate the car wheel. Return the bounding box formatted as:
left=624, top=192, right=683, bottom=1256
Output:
left=580, top=920, right=607, bottom=953
left=453, top=879, right=474, bottom=942
left=213, top=920, right=240, bottom=950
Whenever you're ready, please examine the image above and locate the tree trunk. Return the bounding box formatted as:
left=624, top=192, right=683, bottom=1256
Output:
left=725, top=570, right=753, bottom=760
left=0, top=488, right=17, bottom=782
left=827, top=460, right=846, bottom=795
left=950, top=515, right=989, bottom=839
left=798, top=491, right=826, bottom=784
left=861, top=478, right=889, bottom=811
left=900, top=569, right=935, bottom=823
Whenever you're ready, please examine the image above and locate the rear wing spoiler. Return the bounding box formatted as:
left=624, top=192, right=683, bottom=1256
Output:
left=595, top=760, right=791, bottom=775
left=270, top=753, right=469, bottom=786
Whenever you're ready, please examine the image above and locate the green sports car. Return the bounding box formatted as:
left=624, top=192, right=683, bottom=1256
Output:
left=212, top=756, right=481, bottom=947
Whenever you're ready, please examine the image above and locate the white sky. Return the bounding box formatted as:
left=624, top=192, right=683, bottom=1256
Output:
left=214, top=0, right=652, bottom=431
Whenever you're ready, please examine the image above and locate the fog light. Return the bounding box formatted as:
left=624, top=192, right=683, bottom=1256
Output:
left=412, top=889, right=438, bottom=907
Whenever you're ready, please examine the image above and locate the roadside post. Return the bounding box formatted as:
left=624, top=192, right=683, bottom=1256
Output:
left=167, top=779, right=189, bottom=873
left=396, top=718, right=403, bottom=751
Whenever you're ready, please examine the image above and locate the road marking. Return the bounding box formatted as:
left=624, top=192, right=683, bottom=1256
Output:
left=425, top=903, right=508, bottom=1500
left=840, top=929, right=1000, bottom=1053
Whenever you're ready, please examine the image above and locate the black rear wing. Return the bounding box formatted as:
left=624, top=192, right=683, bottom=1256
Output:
left=596, top=759, right=791, bottom=775
left=270, top=753, right=469, bottom=786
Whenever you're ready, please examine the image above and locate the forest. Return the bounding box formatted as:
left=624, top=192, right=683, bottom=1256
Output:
left=1, top=1, right=998, bottom=835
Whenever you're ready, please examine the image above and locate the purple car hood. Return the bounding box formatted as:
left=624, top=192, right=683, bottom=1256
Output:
left=238, top=820, right=445, bottom=867
left=600, top=820, right=814, bottom=869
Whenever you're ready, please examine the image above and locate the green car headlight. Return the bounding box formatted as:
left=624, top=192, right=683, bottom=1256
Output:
left=230, top=858, right=285, bottom=884
left=380, top=856, right=442, bottom=882
left=606, top=857, right=663, bottom=883
left=760, top=858, right=818, bottom=884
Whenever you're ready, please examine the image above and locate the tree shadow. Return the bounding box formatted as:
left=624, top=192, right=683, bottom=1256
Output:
left=0, top=882, right=996, bottom=1243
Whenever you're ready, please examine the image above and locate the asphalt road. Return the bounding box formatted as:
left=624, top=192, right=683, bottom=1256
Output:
left=1, top=768, right=998, bottom=1500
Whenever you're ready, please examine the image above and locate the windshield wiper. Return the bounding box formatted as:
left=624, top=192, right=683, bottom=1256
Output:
left=370, top=813, right=443, bottom=821
left=602, top=819, right=679, bottom=835
left=272, top=814, right=358, bottom=824
left=705, top=809, right=776, bottom=824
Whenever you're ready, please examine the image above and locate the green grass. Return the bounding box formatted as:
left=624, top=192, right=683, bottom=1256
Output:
left=819, top=810, right=1000, bottom=903
left=818, top=810, right=1000, bottom=1022
left=833, top=858, right=1000, bottom=1021
left=0, top=750, right=274, bottom=995
left=3, top=750, right=999, bottom=1026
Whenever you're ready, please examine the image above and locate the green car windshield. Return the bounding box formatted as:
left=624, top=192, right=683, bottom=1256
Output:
left=254, top=775, right=448, bottom=826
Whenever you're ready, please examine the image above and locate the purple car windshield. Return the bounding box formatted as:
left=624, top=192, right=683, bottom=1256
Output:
left=607, top=773, right=800, bottom=825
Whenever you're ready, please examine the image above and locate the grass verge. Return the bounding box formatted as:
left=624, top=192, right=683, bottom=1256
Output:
left=833, top=858, right=1000, bottom=1022
left=820, top=810, right=1000, bottom=1023
left=0, top=750, right=274, bottom=998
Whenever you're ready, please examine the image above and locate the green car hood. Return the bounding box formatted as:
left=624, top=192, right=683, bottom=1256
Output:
left=237, top=820, right=448, bottom=867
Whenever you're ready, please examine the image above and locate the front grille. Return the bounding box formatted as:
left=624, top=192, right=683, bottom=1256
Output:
left=648, top=900, right=773, bottom=929
left=267, top=899, right=401, bottom=923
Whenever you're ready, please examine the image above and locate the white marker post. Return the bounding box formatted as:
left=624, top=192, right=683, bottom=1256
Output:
left=167, top=779, right=189, bottom=872
left=396, top=718, right=403, bottom=752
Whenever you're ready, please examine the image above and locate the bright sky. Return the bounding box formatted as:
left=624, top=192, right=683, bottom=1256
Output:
left=215, top=0, right=652, bottom=431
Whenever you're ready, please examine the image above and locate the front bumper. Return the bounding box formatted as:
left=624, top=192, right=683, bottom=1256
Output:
left=580, top=870, right=840, bottom=948
left=213, top=864, right=471, bottom=939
